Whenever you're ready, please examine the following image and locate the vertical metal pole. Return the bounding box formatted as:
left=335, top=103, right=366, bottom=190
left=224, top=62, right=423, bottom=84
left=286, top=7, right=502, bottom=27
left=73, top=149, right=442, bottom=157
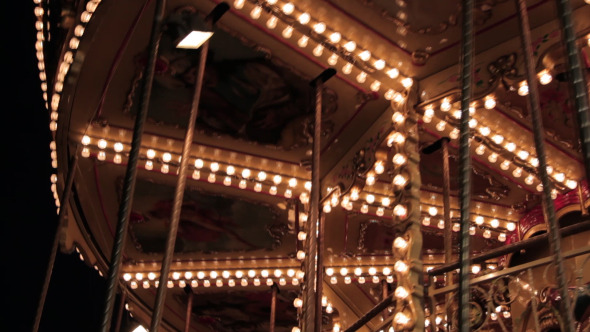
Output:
left=149, top=21, right=209, bottom=332
left=515, top=1, right=575, bottom=331
left=100, top=1, right=166, bottom=331
left=381, top=280, right=389, bottom=320
left=458, top=0, right=474, bottom=331
left=303, top=80, right=321, bottom=332
left=315, top=213, right=325, bottom=331
left=526, top=268, right=541, bottom=332
left=32, top=153, right=78, bottom=332
left=113, top=290, right=127, bottom=332
left=441, top=138, right=454, bottom=332
left=184, top=288, right=193, bottom=332
left=270, top=284, right=278, bottom=332
left=295, top=202, right=300, bottom=252
left=554, top=0, right=590, bottom=187
left=578, top=184, right=587, bottom=216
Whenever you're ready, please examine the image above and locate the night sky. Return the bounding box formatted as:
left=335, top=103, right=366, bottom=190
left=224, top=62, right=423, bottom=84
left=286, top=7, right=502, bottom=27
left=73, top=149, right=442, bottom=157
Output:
left=2, top=2, right=125, bottom=331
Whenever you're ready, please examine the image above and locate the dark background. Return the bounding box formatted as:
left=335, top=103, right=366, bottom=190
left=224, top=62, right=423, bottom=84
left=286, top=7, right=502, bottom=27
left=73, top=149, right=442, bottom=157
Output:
left=1, top=2, right=117, bottom=331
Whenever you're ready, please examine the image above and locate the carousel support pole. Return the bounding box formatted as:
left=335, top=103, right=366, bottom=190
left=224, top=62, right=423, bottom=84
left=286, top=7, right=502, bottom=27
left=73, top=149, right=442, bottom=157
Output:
left=32, top=152, right=79, bottom=332
left=578, top=182, right=587, bottom=216
left=554, top=0, right=590, bottom=193
left=149, top=4, right=229, bottom=331
left=113, top=289, right=127, bottom=332
left=303, top=68, right=336, bottom=332
left=381, top=280, right=389, bottom=320
left=515, top=1, right=575, bottom=330
left=183, top=286, right=194, bottom=332
left=99, top=0, right=166, bottom=330
left=458, top=0, right=474, bottom=331
left=270, top=283, right=278, bottom=332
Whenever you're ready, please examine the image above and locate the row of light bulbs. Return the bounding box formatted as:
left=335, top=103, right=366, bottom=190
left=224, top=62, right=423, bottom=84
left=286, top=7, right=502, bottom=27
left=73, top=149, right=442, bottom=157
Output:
left=232, top=0, right=413, bottom=100
left=421, top=215, right=509, bottom=242
left=422, top=98, right=578, bottom=192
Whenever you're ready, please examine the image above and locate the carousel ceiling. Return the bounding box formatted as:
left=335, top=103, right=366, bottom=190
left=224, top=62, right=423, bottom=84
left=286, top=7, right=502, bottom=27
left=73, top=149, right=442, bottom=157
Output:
left=38, top=0, right=590, bottom=330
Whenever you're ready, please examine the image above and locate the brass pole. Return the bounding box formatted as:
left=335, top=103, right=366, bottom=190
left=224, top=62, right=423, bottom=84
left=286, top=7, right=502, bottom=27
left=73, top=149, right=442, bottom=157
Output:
left=270, top=283, right=278, bottom=332
left=184, top=287, right=193, bottom=332
left=99, top=1, right=166, bottom=330
left=515, top=0, right=575, bottom=331
left=113, top=289, right=127, bottom=332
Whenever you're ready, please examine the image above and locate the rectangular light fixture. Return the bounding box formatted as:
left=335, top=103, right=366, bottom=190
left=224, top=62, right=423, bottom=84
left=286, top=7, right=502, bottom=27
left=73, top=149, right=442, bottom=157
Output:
left=176, top=30, right=214, bottom=49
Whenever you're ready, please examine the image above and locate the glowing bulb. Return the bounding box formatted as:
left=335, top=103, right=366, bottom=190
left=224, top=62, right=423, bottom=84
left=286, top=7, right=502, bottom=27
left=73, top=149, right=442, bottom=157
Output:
left=359, top=50, right=371, bottom=61
left=484, top=97, right=496, bottom=109
left=440, top=98, right=451, bottom=112
left=475, top=216, right=484, bottom=225
left=356, top=71, right=367, bottom=83
left=506, top=222, right=516, bottom=232
left=374, top=59, right=385, bottom=70
left=488, top=153, right=498, bottom=163
left=273, top=175, right=282, bottom=184
left=490, top=219, right=500, bottom=228
left=250, top=6, right=262, bottom=19
left=370, top=80, right=381, bottom=92
left=297, top=36, right=309, bottom=48
left=313, top=22, right=326, bottom=34
left=471, top=264, right=481, bottom=274
left=436, top=121, right=446, bottom=132
left=517, top=150, right=529, bottom=160
left=539, top=70, right=552, bottom=85
left=500, top=160, right=510, bottom=170
left=344, top=41, right=356, bottom=52
left=266, top=16, right=278, bottom=29
left=401, top=77, right=413, bottom=88
left=483, top=230, right=491, bottom=238
left=554, top=173, right=565, bottom=182
left=327, top=53, right=338, bottom=65
left=114, top=142, right=124, bottom=152
left=479, top=126, right=491, bottom=136
left=395, top=286, right=409, bottom=299
left=360, top=204, right=369, bottom=214
left=449, top=128, right=459, bottom=139
left=342, top=62, right=352, bottom=74
left=475, top=145, right=485, bottom=155
left=512, top=168, right=522, bottom=178
left=386, top=68, right=399, bottom=78
left=422, top=216, right=431, bottom=226
left=428, top=206, right=438, bottom=216
left=394, top=260, right=409, bottom=273
left=298, top=12, right=310, bottom=24
left=282, top=26, right=294, bottom=38
left=313, top=44, right=324, bottom=57
left=566, top=179, right=577, bottom=189
left=329, top=32, right=341, bottom=43
left=254, top=182, right=262, bottom=192
left=505, top=142, right=516, bottom=152
left=391, top=111, right=405, bottom=124
left=392, top=153, right=407, bottom=165
left=234, top=0, right=245, bottom=9
left=282, top=2, right=294, bottom=14
left=98, top=139, right=107, bottom=149
left=524, top=174, right=534, bottom=185
left=492, top=134, right=504, bottom=144
left=518, top=81, right=529, bottom=96
left=394, top=204, right=407, bottom=217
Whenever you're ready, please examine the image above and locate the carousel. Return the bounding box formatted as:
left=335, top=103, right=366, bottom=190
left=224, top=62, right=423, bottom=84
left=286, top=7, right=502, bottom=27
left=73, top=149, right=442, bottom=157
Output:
left=31, top=0, right=590, bottom=331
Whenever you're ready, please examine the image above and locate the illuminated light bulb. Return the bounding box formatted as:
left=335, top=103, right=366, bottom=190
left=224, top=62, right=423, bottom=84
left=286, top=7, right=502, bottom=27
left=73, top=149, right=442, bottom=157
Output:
left=517, top=150, right=530, bottom=160
left=250, top=5, right=262, bottom=19
left=394, top=312, right=410, bottom=325
left=299, top=212, right=308, bottom=222
left=144, top=160, right=153, bottom=170
left=266, top=0, right=277, bottom=4
left=273, top=269, right=282, bottom=278
left=333, top=323, right=341, bottom=332
left=490, top=219, right=500, bottom=228
left=506, top=222, right=516, bottom=232
left=323, top=203, right=332, bottom=213
left=435, top=316, right=442, bottom=325
left=342, top=62, right=353, bottom=74
left=366, top=267, right=376, bottom=276
left=392, top=153, right=407, bottom=165
left=282, top=2, right=294, bottom=14
left=350, top=187, right=360, bottom=201
left=530, top=157, right=539, bottom=167
left=328, top=53, right=339, bottom=65
left=360, top=204, right=369, bottom=214
left=384, top=68, right=400, bottom=80
left=452, top=223, right=460, bottom=232
left=475, top=216, right=484, bottom=225
left=371, top=59, right=385, bottom=71
left=284, top=189, right=293, bottom=198
left=123, top=273, right=132, bottom=281
left=539, top=70, right=552, bottom=85
left=97, top=151, right=106, bottom=161
left=224, top=165, right=235, bottom=176
left=207, top=173, right=216, bottom=183
left=475, top=145, right=486, bottom=155
left=252, top=278, right=260, bottom=286
left=440, top=98, right=451, bottom=112
left=247, top=270, right=256, bottom=278
left=424, top=107, right=435, bottom=119
left=537, top=183, right=543, bottom=192
left=130, top=281, right=138, bottom=289
left=209, top=162, right=219, bottom=172
left=449, top=128, right=459, bottom=139
left=469, top=226, right=476, bottom=235
left=394, top=204, right=407, bottom=217
left=297, top=250, right=306, bottom=260
left=435, top=121, right=446, bottom=132
left=391, top=111, right=405, bottom=124
left=273, top=174, right=282, bottom=185
left=113, top=154, right=122, bottom=164
left=505, top=142, right=516, bottom=152
left=365, top=194, right=375, bottom=204
left=488, top=153, right=498, bottom=163
left=428, top=206, right=438, bottom=216
left=234, top=0, right=245, bottom=9
left=437, top=219, right=445, bottom=229
left=266, top=16, right=278, bottom=29
left=356, top=71, right=367, bottom=83
left=344, top=41, right=356, bottom=52
left=479, top=126, right=491, bottom=136
left=338, top=267, right=348, bottom=276
left=388, top=132, right=405, bottom=146
left=313, top=44, right=324, bottom=57
left=551, top=189, right=558, bottom=199
left=566, top=179, right=577, bottom=189
left=254, top=182, right=262, bottom=192
left=81, top=135, right=91, bottom=146
left=238, top=179, right=246, bottom=189
left=401, top=77, right=413, bottom=88
left=492, top=134, right=504, bottom=144
left=381, top=197, right=391, bottom=207
left=512, top=168, right=522, bottom=178
left=220, top=176, right=231, bottom=186
left=328, top=32, right=342, bottom=43
left=366, top=174, right=376, bottom=186
left=97, top=139, right=107, bottom=149
left=370, top=80, right=381, bottom=92
left=483, top=229, right=491, bottom=238
left=313, top=22, right=326, bottom=33
left=330, top=194, right=339, bottom=207
left=359, top=50, right=371, bottom=61
left=114, top=142, right=124, bottom=152
left=299, top=192, right=309, bottom=204
left=452, top=110, right=462, bottom=119
left=498, top=233, right=507, bottom=242
left=422, top=216, right=431, bottom=226
left=554, top=173, right=565, bottom=182
left=297, top=36, right=309, bottom=48
left=286, top=178, right=297, bottom=188
left=471, top=264, right=481, bottom=274
left=500, top=160, right=510, bottom=170
left=469, top=118, right=478, bottom=128
left=282, top=26, right=294, bottom=39
left=260, top=270, right=270, bottom=278
left=521, top=173, right=534, bottom=184
left=193, top=158, right=203, bottom=169
left=221, top=270, right=230, bottom=279
left=484, top=96, right=496, bottom=109
left=297, top=231, right=307, bottom=241
left=518, top=81, right=529, bottom=96
left=330, top=276, right=338, bottom=284
left=546, top=165, right=554, bottom=174
left=298, top=12, right=311, bottom=24
left=395, top=285, right=409, bottom=299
